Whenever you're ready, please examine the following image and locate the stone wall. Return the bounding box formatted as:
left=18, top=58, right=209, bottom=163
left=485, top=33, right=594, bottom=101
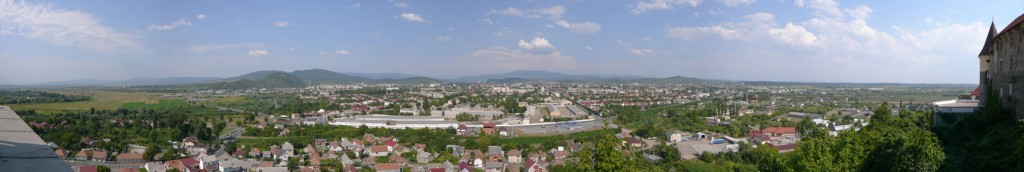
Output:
left=990, top=25, right=1024, bottom=119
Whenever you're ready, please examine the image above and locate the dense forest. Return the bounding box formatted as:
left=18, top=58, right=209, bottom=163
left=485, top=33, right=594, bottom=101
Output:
left=0, top=90, right=91, bottom=104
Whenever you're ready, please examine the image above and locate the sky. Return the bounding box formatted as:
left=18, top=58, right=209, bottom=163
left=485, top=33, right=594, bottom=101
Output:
left=1, top=0, right=1023, bottom=84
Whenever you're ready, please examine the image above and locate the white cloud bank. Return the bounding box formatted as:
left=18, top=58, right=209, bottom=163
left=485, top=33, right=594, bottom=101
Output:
left=0, top=0, right=142, bottom=53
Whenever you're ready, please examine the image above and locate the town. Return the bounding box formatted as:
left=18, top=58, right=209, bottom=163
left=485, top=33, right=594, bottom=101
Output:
left=2, top=1, right=1023, bottom=172
left=1, top=77, right=972, bottom=172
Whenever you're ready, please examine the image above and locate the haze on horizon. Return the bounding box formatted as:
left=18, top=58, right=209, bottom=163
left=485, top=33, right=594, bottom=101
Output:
left=1, top=0, right=1022, bottom=85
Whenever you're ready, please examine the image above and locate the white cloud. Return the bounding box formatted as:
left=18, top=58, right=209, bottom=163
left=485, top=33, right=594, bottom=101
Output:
left=464, top=46, right=578, bottom=71
left=844, top=5, right=872, bottom=19
left=924, top=17, right=933, bottom=24
left=480, top=18, right=495, bottom=24
left=149, top=19, right=192, bottom=30
left=248, top=49, right=270, bottom=56
left=348, top=2, right=361, bottom=8
left=768, top=23, right=818, bottom=46
left=794, top=0, right=842, bottom=17
left=400, top=13, right=429, bottom=23
left=666, top=25, right=742, bottom=40
left=533, top=5, right=565, bottom=20
left=188, top=43, right=265, bottom=53
left=627, top=48, right=656, bottom=56
left=196, top=14, right=207, bottom=20
left=518, top=37, right=556, bottom=50
left=0, top=0, right=142, bottom=53
left=274, top=21, right=290, bottom=27
left=553, top=20, right=602, bottom=34
left=436, top=36, right=451, bottom=42
left=487, top=7, right=529, bottom=17
left=334, top=49, right=350, bottom=55
left=715, top=0, right=756, bottom=7
left=630, top=0, right=704, bottom=14
left=585, top=46, right=594, bottom=50
left=394, top=2, right=408, bottom=8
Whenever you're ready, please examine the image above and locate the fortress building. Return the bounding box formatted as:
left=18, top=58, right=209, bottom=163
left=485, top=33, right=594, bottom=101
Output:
left=979, top=14, right=1024, bottom=119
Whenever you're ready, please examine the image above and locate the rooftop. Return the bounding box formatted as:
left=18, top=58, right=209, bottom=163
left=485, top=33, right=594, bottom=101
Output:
left=0, top=106, right=72, bottom=172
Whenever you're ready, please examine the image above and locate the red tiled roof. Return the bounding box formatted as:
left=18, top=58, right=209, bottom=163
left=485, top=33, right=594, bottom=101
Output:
left=79, top=166, right=98, bottom=172
left=997, top=13, right=1024, bottom=37
left=972, top=86, right=981, bottom=96
left=375, top=163, right=401, bottom=170
left=762, top=127, right=797, bottom=135
left=371, top=145, right=389, bottom=153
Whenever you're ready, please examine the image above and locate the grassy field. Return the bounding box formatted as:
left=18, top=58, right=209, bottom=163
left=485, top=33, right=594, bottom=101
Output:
left=121, top=99, right=189, bottom=109
left=203, top=96, right=247, bottom=104
left=6, top=91, right=164, bottom=113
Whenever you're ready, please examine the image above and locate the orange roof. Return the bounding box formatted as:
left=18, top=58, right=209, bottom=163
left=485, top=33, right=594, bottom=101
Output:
left=762, top=127, right=797, bottom=134
left=375, top=163, right=401, bottom=170
left=371, top=145, right=389, bottom=153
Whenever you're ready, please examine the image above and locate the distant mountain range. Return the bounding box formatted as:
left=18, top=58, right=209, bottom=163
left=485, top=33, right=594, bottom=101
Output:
left=23, top=69, right=720, bottom=88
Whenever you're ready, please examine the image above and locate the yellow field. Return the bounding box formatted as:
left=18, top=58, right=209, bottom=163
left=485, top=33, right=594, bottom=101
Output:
left=7, top=91, right=164, bottom=113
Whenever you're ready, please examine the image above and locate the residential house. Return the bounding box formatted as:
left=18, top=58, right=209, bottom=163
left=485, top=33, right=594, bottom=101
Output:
left=329, top=141, right=344, bottom=152
left=91, top=150, right=107, bottom=162
left=482, top=122, right=497, bottom=135
left=182, top=136, right=198, bottom=147
left=249, top=148, right=262, bottom=158
left=507, top=149, right=522, bottom=164
left=144, top=162, right=167, bottom=172
left=389, top=152, right=408, bottom=166
left=281, top=142, right=296, bottom=157
left=665, top=131, right=684, bottom=143
left=416, top=150, right=433, bottom=163
left=624, top=137, right=643, bottom=148
left=457, top=124, right=469, bottom=136
left=484, top=162, right=505, bottom=172
left=524, top=159, right=544, bottom=172
left=499, top=127, right=510, bottom=137
left=369, top=145, right=390, bottom=157
left=166, top=158, right=201, bottom=172
left=199, top=154, right=218, bottom=170
left=54, top=148, right=66, bottom=159
left=487, top=146, right=504, bottom=162
left=75, top=149, right=89, bottom=161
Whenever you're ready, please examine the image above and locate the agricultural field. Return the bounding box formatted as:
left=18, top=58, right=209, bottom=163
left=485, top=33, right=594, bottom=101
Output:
left=121, top=99, right=189, bottom=109
left=7, top=91, right=165, bottom=113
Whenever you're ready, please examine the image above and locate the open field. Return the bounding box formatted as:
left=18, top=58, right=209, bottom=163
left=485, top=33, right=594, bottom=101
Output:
left=207, top=96, right=247, bottom=103
left=121, top=99, right=189, bottom=109
left=6, top=91, right=165, bottom=113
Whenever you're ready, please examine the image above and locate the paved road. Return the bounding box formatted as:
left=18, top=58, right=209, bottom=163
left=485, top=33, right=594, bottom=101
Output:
left=66, top=160, right=146, bottom=171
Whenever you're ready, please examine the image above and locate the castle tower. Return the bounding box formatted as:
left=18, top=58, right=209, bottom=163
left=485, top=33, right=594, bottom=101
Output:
left=978, top=21, right=997, bottom=107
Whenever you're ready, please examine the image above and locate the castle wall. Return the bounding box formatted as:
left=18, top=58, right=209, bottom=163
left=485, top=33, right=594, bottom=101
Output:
left=991, top=25, right=1024, bottom=119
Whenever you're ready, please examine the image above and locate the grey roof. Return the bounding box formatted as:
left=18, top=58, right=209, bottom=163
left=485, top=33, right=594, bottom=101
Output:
left=0, top=106, right=72, bottom=172
left=980, top=22, right=997, bottom=56
left=487, top=146, right=504, bottom=155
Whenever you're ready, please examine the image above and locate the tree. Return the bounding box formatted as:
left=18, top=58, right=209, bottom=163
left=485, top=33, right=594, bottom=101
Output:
left=97, top=165, right=111, bottom=172
left=143, top=143, right=159, bottom=161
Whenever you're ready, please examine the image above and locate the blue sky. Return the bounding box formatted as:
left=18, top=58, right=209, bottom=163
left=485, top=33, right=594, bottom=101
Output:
left=1, top=0, right=1022, bottom=84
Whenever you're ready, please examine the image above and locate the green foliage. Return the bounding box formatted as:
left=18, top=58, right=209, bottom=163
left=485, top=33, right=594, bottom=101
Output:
left=933, top=90, right=1024, bottom=171
left=455, top=113, right=479, bottom=121
left=18, top=107, right=230, bottom=153
left=0, top=90, right=90, bottom=104
left=97, top=165, right=111, bottom=172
